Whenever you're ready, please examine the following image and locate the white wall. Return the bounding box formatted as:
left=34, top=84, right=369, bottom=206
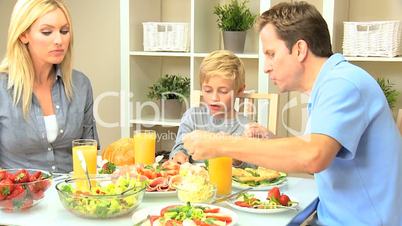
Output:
left=0, top=0, right=121, bottom=149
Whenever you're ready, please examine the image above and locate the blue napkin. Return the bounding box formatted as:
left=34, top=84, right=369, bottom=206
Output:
left=287, top=197, right=319, bottom=226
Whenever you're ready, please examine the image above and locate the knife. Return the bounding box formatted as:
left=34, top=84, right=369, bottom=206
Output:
left=211, top=187, right=253, bottom=204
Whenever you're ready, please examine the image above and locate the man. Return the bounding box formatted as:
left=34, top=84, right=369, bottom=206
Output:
left=183, top=2, right=402, bottom=225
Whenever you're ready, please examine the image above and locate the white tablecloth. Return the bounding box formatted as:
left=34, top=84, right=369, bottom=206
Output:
left=0, top=177, right=317, bottom=226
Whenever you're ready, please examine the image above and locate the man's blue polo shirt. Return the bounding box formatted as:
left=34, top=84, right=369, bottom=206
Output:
left=306, top=53, right=402, bottom=225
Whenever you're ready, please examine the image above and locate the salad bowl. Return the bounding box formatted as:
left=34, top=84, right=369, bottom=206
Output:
left=55, top=174, right=146, bottom=218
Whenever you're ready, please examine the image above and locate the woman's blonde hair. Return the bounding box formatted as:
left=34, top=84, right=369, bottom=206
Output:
left=0, top=0, right=74, bottom=117
left=199, top=50, right=245, bottom=92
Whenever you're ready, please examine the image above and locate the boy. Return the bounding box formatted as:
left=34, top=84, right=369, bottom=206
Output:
left=170, top=50, right=266, bottom=164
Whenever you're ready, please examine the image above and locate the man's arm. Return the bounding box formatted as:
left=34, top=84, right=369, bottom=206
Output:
left=184, top=131, right=341, bottom=174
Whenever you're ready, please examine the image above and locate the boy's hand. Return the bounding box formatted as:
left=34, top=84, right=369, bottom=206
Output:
left=244, top=122, right=275, bottom=139
left=172, top=151, right=189, bottom=164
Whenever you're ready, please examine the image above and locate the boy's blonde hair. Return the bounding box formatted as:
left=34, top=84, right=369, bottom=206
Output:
left=0, top=0, right=74, bottom=118
left=199, top=50, right=245, bottom=92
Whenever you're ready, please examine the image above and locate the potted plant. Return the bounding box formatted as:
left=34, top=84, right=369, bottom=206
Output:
left=376, top=77, right=400, bottom=117
left=214, top=0, right=257, bottom=53
left=147, top=74, right=190, bottom=119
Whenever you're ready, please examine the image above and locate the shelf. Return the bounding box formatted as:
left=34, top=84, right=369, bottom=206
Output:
left=130, top=51, right=191, bottom=57
left=194, top=52, right=259, bottom=59
left=130, top=117, right=181, bottom=127
left=345, top=56, right=402, bottom=62
left=130, top=51, right=259, bottom=59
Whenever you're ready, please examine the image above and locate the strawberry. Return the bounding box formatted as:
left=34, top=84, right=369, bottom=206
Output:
left=21, top=198, right=34, bottom=209
left=6, top=185, right=25, bottom=200
left=98, top=162, right=116, bottom=174
left=14, top=169, right=30, bottom=183
left=31, top=171, right=42, bottom=181
left=0, top=199, right=13, bottom=210
left=268, top=187, right=280, bottom=201
left=0, top=170, right=6, bottom=181
left=7, top=173, right=16, bottom=182
left=30, top=190, right=44, bottom=200
left=29, top=179, right=50, bottom=193
left=279, top=194, right=291, bottom=206
left=0, top=178, right=14, bottom=197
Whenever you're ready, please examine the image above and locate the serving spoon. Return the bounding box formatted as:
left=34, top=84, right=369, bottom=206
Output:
left=76, top=150, right=92, bottom=191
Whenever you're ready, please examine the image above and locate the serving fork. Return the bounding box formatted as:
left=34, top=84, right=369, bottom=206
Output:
left=211, top=187, right=253, bottom=204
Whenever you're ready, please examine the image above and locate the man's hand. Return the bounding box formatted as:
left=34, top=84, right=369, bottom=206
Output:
left=171, top=151, right=189, bottom=164
left=244, top=122, right=274, bottom=139
left=183, top=130, right=222, bottom=160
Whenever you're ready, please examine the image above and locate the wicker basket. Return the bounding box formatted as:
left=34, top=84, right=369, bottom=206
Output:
left=143, top=22, right=189, bottom=52
left=343, top=20, right=401, bottom=57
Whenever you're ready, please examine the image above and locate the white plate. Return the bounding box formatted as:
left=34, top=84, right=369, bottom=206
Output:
left=226, top=191, right=298, bottom=214
left=144, top=190, right=176, bottom=198
left=232, top=177, right=287, bottom=191
left=132, top=203, right=238, bottom=226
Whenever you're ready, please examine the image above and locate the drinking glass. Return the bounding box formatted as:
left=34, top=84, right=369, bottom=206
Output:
left=134, top=130, right=156, bottom=165
left=208, top=157, right=232, bottom=196
left=72, top=139, right=97, bottom=190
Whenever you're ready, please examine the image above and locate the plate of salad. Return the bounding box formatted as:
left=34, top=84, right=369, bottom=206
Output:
left=226, top=187, right=298, bottom=214
left=132, top=202, right=238, bottom=226
left=232, top=167, right=287, bottom=190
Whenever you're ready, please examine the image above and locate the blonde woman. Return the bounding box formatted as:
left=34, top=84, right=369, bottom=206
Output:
left=0, top=0, right=98, bottom=173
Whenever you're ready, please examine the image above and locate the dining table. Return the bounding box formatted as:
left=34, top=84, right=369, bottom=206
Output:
left=0, top=176, right=317, bottom=226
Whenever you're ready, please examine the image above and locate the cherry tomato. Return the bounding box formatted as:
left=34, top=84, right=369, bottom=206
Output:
left=268, top=187, right=280, bottom=200
left=279, top=194, right=291, bottom=206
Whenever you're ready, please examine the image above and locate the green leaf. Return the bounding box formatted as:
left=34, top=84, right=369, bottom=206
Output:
left=376, top=77, right=400, bottom=109
left=213, top=0, right=257, bottom=31
left=147, top=74, right=190, bottom=102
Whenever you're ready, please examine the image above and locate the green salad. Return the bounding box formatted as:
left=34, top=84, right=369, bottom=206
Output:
left=57, top=176, right=146, bottom=218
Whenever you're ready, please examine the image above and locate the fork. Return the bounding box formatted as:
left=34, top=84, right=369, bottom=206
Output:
left=211, top=187, right=253, bottom=204
left=133, top=214, right=150, bottom=226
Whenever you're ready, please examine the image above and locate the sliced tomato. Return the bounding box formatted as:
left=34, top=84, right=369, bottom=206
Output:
left=164, top=169, right=179, bottom=176
left=165, top=219, right=183, bottom=226
left=142, top=169, right=158, bottom=179
left=206, top=214, right=232, bottom=224
left=160, top=205, right=180, bottom=216
left=193, top=220, right=216, bottom=226
left=150, top=215, right=160, bottom=224
left=203, top=207, right=220, bottom=213
left=234, top=201, right=252, bottom=208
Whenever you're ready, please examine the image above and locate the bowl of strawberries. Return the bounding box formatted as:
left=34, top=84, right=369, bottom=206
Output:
left=0, top=168, right=52, bottom=211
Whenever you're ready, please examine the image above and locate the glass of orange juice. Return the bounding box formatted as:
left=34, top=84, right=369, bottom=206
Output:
left=134, top=130, right=156, bottom=165
left=208, top=157, right=232, bottom=196
left=72, top=139, right=97, bottom=190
